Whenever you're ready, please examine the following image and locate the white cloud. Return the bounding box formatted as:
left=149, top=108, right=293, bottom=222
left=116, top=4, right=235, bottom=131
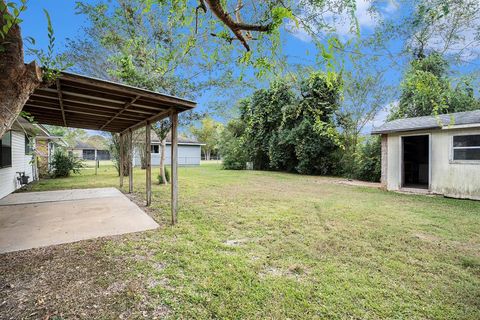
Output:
left=363, top=100, right=398, bottom=133
left=288, top=0, right=398, bottom=41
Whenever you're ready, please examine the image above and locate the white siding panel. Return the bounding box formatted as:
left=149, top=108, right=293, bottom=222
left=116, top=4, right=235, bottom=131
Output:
left=133, top=144, right=201, bottom=167
left=0, top=131, right=35, bottom=199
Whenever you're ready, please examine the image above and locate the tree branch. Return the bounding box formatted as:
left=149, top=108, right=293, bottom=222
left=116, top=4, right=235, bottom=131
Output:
left=202, top=0, right=272, bottom=51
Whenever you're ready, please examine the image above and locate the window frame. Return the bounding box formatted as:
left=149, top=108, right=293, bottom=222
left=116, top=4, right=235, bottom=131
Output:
left=25, top=134, right=34, bottom=155
left=151, top=144, right=159, bottom=154
left=451, top=134, right=480, bottom=164
left=0, top=130, right=13, bottom=169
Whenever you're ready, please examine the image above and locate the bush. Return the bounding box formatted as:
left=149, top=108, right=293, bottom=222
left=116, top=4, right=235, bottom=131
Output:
left=354, top=136, right=381, bottom=182
left=50, top=151, right=84, bottom=178
left=157, top=167, right=170, bottom=184
left=219, top=119, right=249, bottom=170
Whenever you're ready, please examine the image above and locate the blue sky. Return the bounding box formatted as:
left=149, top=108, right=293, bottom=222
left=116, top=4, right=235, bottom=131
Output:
left=17, top=0, right=480, bottom=133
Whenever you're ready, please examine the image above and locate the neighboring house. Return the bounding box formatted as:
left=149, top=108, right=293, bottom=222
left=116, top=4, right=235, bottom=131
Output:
left=36, top=135, right=68, bottom=178
left=133, top=132, right=204, bottom=166
left=372, top=110, right=480, bottom=200
left=71, top=141, right=111, bottom=160
left=0, top=118, right=51, bottom=199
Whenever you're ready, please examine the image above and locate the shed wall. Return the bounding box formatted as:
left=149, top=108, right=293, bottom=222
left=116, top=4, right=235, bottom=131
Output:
left=133, top=144, right=201, bottom=166
left=385, top=128, right=480, bottom=200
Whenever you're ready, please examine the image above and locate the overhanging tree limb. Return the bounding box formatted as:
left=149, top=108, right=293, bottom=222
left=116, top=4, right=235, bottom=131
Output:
left=201, top=0, right=273, bottom=51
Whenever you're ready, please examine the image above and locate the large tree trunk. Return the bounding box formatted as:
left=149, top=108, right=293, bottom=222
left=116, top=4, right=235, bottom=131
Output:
left=159, top=137, right=167, bottom=184
left=206, top=149, right=211, bottom=161
left=0, top=2, right=43, bottom=138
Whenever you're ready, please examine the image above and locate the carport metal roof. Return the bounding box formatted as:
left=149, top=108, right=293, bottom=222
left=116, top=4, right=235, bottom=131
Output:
left=22, top=71, right=196, bottom=133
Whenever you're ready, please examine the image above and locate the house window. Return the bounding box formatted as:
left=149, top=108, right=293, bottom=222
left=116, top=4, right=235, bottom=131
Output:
left=453, top=135, right=480, bottom=161
left=25, top=134, right=33, bottom=155
left=0, top=131, right=12, bottom=168
left=151, top=145, right=159, bottom=153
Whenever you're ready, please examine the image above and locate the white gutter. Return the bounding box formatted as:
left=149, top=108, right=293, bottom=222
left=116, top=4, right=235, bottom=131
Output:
left=442, top=123, right=480, bottom=130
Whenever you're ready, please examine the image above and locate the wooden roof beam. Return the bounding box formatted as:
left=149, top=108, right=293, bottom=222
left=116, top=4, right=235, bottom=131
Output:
left=120, top=107, right=174, bottom=135
left=61, top=73, right=196, bottom=108
left=56, top=79, right=67, bottom=127
left=100, top=95, right=141, bottom=131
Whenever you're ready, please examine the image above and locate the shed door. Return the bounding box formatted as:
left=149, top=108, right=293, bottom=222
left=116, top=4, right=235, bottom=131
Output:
left=402, top=135, right=429, bottom=189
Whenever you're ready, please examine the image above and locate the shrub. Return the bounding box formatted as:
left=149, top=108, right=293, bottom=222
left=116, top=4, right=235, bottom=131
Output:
left=354, top=136, right=381, bottom=182
left=50, top=151, right=84, bottom=178
left=157, top=167, right=170, bottom=184
left=219, top=119, right=249, bottom=170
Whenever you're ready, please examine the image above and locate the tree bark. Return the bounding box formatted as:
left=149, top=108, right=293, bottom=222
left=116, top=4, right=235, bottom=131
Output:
left=203, top=0, right=272, bottom=51
left=139, top=141, right=147, bottom=169
left=0, top=1, right=43, bottom=138
left=159, top=137, right=168, bottom=184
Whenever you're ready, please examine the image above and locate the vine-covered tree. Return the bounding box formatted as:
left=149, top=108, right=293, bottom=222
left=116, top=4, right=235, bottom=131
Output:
left=391, top=52, right=480, bottom=119
left=221, top=71, right=343, bottom=175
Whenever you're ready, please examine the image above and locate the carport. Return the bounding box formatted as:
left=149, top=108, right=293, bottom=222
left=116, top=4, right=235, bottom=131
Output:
left=22, top=71, right=197, bottom=224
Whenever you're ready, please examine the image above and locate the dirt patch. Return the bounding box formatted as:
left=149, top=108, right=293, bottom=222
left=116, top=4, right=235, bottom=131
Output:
left=224, top=238, right=250, bottom=246
left=413, top=232, right=442, bottom=243
left=259, top=264, right=308, bottom=279
left=334, top=179, right=381, bottom=189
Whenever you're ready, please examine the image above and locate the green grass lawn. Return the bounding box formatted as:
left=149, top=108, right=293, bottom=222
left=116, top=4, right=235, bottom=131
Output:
left=12, top=163, right=480, bottom=319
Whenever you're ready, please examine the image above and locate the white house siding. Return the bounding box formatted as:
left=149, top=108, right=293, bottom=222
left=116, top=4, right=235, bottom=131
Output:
left=133, top=143, right=202, bottom=167
left=385, top=128, right=480, bottom=200
left=0, top=131, right=35, bottom=199
left=72, top=149, right=83, bottom=158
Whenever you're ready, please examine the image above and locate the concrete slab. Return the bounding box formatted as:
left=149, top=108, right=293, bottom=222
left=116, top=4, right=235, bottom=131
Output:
left=0, top=188, right=159, bottom=254
left=0, top=187, right=123, bottom=206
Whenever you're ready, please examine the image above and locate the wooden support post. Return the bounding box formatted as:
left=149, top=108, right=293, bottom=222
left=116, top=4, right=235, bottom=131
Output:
left=146, top=122, right=152, bottom=206
left=119, top=133, right=124, bottom=188
left=128, top=129, right=133, bottom=193
left=170, top=111, right=178, bottom=225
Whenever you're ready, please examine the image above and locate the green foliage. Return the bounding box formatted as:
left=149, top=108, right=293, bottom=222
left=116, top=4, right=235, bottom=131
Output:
left=354, top=136, right=381, bottom=182
left=25, top=9, right=71, bottom=82
left=222, top=71, right=342, bottom=175
left=108, top=133, right=129, bottom=176
left=448, top=80, right=480, bottom=112
left=44, top=126, right=88, bottom=148
left=243, top=80, right=294, bottom=170
left=49, top=150, right=84, bottom=178
left=219, top=119, right=248, bottom=170
left=393, top=52, right=480, bottom=119
left=190, top=116, right=223, bottom=160
left=269, top=72, right=342, bottom=175
left=157, top=167, right=170, bottom=184
left=0, top=0, right=27, bottom=41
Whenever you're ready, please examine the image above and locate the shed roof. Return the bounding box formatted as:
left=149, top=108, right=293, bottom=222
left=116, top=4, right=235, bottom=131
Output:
left=73, top=141, right=96, bottom=149
left=371, top=110, right=480, bottom=134
left=22, top=71, right=196, bottom=133
left=151, top=132, right=203, bottom=145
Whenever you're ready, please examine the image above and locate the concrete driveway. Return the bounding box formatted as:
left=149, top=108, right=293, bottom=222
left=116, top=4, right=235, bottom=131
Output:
left=0, top=188, right=159, bottom=254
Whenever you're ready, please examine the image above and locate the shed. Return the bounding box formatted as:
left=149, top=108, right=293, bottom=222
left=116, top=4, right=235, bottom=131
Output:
left=372, top=110, right=480, bottom=200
